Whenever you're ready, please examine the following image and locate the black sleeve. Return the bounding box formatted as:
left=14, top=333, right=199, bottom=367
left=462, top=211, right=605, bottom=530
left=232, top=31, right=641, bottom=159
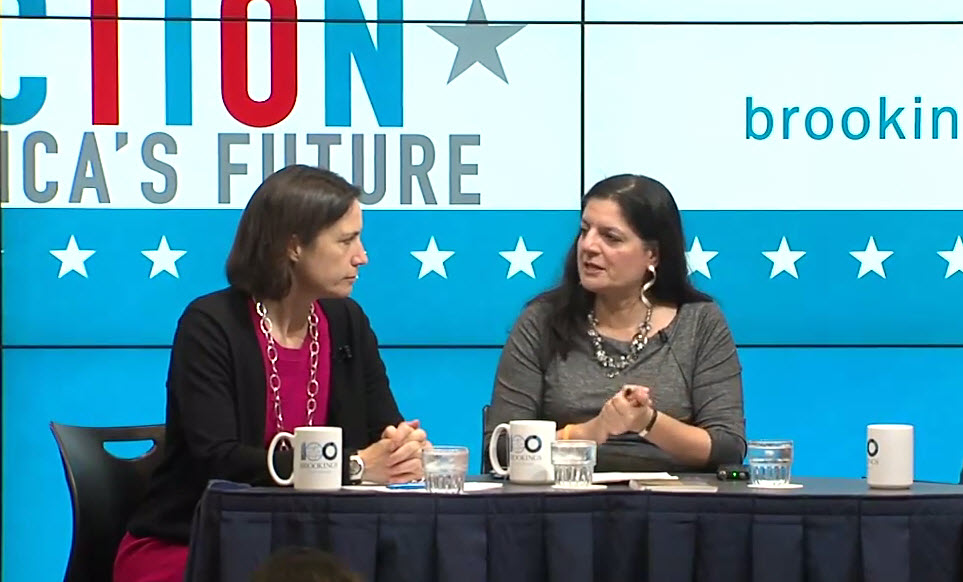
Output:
left=349, top=299, right=404, bottom=444
left=168, top=306, right=292, bottom=485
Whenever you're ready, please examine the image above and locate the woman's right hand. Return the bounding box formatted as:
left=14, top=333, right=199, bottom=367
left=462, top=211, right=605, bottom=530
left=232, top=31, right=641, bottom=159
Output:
left=595, top=385, right=653, bottom=437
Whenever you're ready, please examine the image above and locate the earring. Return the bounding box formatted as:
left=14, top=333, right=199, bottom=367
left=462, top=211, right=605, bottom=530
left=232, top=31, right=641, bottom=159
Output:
left=640, top=265, right=657, bottom=309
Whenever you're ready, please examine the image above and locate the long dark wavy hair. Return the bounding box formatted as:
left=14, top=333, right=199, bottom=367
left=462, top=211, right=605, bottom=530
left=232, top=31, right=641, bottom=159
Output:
left=532, top=174, right=711, bottom=361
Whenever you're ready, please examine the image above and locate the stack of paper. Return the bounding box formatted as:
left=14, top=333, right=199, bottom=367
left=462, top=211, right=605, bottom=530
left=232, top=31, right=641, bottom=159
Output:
left=341, top=482, right=504, bottom=493
left=628, top=479, right=718, bottom=493
left=592, top=472, right=679, bottom=484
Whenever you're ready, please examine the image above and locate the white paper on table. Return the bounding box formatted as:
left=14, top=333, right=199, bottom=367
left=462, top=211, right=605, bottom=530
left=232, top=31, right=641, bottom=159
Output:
left=592, top=472, right=679, bottom=484
left=463, top=482, right=504, bottom=492
left=628, top=480, right=719, bottom=493
left=340, top=482, right=504, bottom=493
left=340, top=485, right=416, bottom=492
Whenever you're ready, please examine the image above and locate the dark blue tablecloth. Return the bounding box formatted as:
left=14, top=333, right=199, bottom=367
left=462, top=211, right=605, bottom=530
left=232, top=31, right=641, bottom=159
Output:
left=185, top=478, right=963, bottom=582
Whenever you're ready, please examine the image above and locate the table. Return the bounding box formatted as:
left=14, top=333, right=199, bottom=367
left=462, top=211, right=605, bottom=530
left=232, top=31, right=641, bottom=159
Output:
left=185, top=476, right=963, bottom=582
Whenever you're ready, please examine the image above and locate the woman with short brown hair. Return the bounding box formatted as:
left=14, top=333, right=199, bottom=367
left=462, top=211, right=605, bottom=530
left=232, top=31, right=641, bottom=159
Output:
left=114, top=165, right=428, bottom=582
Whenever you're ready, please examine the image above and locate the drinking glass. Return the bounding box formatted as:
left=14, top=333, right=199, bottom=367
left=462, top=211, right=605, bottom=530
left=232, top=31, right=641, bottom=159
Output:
left=422, top=446, right=469, bottom=494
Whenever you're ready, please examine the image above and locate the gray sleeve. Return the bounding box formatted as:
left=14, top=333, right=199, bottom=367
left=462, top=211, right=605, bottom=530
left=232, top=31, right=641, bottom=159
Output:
left=691, top=303, right=747, bottom=466
left=484, top=303, right=546, bottom=448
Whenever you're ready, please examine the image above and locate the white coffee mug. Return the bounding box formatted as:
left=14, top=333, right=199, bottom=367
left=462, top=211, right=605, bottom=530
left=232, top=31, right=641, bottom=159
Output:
left=867, top=424, right=914, bottom=489
left=488, top=420, right=556, bottom=484
left=267, top=426, right=342, bottom=490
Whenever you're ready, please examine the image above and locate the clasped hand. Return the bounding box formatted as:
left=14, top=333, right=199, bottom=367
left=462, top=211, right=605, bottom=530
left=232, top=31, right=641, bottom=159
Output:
left=359, top=420, right=432, bottom=484
left=595, top=384, right=654, bottom=437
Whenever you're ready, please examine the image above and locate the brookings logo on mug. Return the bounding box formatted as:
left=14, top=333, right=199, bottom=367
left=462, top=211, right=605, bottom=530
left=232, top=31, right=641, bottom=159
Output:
left=488, top=420, right=556, bottom=484
left=867, top=424, right=914, bottom=489
left=268, top=426, right=342, bottom=490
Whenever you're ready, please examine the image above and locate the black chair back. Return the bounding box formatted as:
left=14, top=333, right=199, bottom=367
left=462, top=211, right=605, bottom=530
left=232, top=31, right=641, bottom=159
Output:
left=50, top=422, right=165, bottom=582
left=480, top=405, right=492, bottom=474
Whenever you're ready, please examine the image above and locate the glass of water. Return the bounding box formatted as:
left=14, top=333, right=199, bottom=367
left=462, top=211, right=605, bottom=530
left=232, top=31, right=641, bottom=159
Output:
left=551, top=440, right=597, bottom=488
left=747, top=440, right=793, bottom=486
left=421, top=446, right=469, bottom=494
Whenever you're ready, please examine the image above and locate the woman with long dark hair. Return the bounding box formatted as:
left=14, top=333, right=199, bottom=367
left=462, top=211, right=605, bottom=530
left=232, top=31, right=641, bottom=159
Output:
left=486, top=174, right=745, bottom=472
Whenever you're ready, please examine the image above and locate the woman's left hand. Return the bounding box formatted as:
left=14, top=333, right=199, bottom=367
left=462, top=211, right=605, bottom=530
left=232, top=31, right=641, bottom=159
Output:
left=382, top=420, right=432, bottom=482
left=358, top=437, right=426, bottom=484
left=382, top=419, right=428, bottom=448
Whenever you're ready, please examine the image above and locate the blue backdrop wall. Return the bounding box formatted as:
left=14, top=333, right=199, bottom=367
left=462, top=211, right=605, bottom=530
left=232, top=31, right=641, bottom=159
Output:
left=3, top=1, right=963, bottom=581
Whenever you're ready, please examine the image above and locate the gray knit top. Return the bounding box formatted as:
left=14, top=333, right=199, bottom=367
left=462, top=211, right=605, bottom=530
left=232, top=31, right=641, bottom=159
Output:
left=485, top=299, right=747, bottom=472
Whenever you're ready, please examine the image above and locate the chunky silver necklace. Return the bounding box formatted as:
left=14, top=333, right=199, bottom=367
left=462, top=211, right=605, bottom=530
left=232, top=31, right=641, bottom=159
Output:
left=256, top=301, right=320, bottom=447
left=586, top=307, right=653, bottom=378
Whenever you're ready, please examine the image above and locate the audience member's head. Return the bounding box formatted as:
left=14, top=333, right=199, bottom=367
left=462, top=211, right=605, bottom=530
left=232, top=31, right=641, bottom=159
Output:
left=250, top=546, right=361, bottom=582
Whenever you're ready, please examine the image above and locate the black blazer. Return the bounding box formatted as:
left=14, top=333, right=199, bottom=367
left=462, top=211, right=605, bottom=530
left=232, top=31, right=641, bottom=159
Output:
left=127, top=287, right=403, bottom=542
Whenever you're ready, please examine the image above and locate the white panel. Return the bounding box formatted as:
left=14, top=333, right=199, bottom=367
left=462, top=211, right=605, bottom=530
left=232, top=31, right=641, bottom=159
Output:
left=584, top=25, right=963, bottom=210
left=587, top=0, right=963, bottom=22
left=1, top=19, right=580, bottom=209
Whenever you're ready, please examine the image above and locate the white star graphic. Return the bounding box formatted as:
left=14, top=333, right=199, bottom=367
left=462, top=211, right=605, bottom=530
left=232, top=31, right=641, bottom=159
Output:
left=686, top=237, right=718, bottom=279
left=50, top=235, right=95, bottom=278
left=142, top=236, right=187, bottom=279
left=762, top=237, right=806, bottom=279
left=498, top=236, right=543, bottom=279
left=937, top=236, right=963, bottom=279
left=850, top=236, right=893, bottom=279
left=410, top=236, right=455, bottom=279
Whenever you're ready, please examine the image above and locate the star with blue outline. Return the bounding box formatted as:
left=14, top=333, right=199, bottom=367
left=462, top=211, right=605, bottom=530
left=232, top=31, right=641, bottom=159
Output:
left=410, top=236, right=455, bottom=279
left=850, top=236, right=893, bottom=279
left=50, top=235, right=95, bottom=278
left=499, top=236, right=543, bottom=279
left=142, top=236, right=187, bottom=279
left=686, top=237, right=718, bottom=279
left=762, top=237, right=806, bottom=279
left=938, top=236, right=963, bottom=279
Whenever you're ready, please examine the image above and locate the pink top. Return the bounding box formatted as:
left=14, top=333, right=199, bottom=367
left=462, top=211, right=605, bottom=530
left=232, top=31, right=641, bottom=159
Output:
left=249, top=299, right=333, bottom=443
left=113, top=301, right=333, bottom=582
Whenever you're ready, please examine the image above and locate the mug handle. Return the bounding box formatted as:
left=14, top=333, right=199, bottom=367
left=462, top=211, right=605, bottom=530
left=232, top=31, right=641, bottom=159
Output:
left=488, top=423, right=510, bottom=477
left=267, top=431, right=295, bottom=486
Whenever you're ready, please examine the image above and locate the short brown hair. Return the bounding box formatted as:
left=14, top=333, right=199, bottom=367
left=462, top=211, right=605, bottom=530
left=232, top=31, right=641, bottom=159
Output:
left=226, top=165, right=360, bottom=300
